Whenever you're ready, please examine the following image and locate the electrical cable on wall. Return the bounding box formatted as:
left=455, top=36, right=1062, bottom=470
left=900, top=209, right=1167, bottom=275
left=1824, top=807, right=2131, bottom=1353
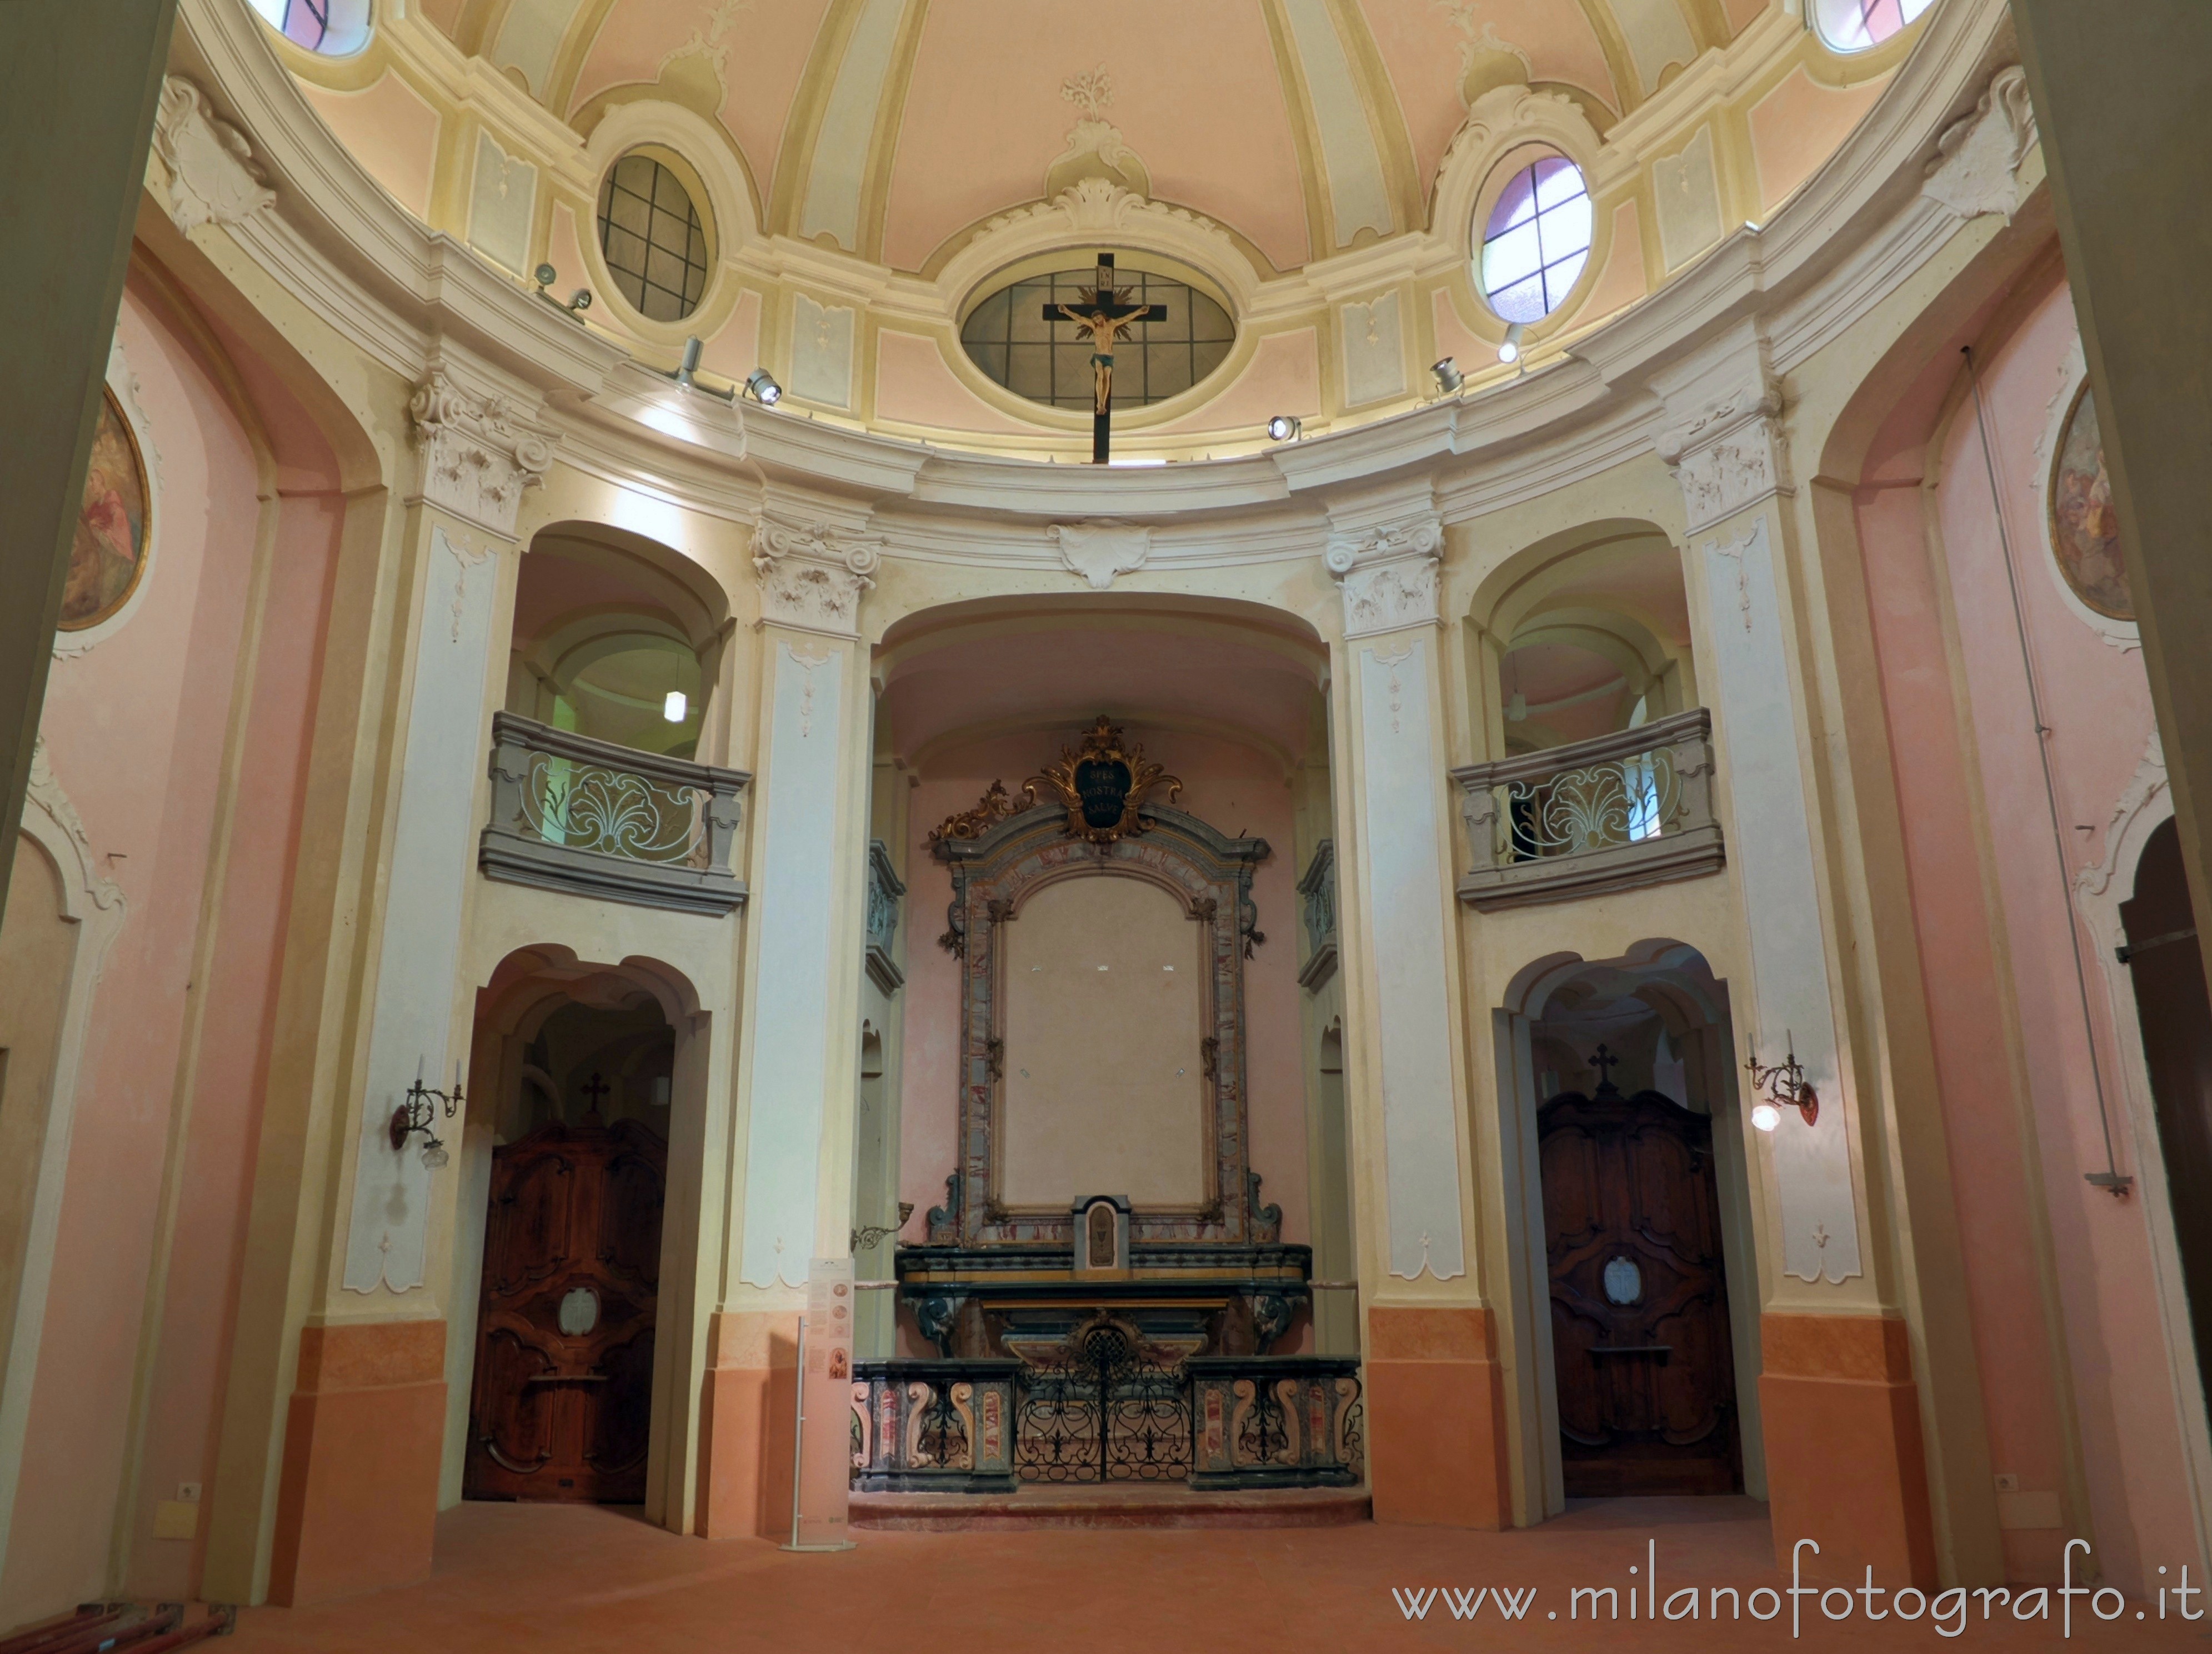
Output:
left=1962, top=346, right=2131, bottom=1197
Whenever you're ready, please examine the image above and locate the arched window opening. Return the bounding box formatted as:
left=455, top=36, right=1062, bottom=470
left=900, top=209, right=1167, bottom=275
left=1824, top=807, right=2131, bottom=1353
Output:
left=507, top=537, right=714, bottom=761
left=246, top=0, right=372, bottom=55
left=1478, top=153, right=1592, bottom=325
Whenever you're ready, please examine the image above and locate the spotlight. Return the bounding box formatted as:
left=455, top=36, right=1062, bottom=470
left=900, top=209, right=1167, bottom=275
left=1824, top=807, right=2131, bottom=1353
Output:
left=1266, top=414, right=1302, bottom=442
left=567, top=289, right=593, bottom=314
left=1750, top=1100, right=1782, bottom=1133
left=1498, top=322, right=1527, bottom=364
left=533, top=263, right=558, bottom=292
left=664, top=690, right=688, bottom=723
left=1432, top=357, right=1465, bottom=394
left=676, top=336, right=705, bottom=387
left=743, top=368, right=783, bottom=406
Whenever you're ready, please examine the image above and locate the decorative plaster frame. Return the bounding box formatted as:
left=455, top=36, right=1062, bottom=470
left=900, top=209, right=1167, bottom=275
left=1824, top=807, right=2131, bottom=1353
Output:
left=0, top=744, right=129, bottom=1573
left=2071, top=734, right=2212, bottom=1572
left=2029, top=336, right=2139, bottom=653
left=576, top=98, right=761, bottom=345
left=53, top=334, right=166, bottom=660
left=928, top=802, right=1272, bottom=1248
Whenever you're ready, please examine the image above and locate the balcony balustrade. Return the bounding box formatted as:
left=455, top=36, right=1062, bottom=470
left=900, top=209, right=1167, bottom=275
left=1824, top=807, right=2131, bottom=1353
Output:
left=1450, top=707, right=1723, bottom=910
left=479, top=711, right=750, bottom=915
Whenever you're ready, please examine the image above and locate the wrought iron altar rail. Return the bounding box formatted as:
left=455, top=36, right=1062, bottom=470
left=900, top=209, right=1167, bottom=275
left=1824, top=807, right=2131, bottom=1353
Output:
left=1449, top=708, right=1723, bottom=911
left=479, top=712, right=750, bottom=916
left=849, top=1349, right=1362, bottom=1493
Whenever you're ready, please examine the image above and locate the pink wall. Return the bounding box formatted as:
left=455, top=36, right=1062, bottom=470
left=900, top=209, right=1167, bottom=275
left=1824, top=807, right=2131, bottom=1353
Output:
left=1854, top=266, right=2191, bottom=1590
left=1, top=275, right=348, bottom=1614
left=897, top=727, right=1313, bottom=1339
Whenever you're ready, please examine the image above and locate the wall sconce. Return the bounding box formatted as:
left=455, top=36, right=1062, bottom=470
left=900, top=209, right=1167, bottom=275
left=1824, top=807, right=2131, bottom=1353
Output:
left=391, top=1057, right=463, bottom=1170
left=850, top=1201, right=917, bottom=1252
left=1745, top=1034, right=1818, bottom=1132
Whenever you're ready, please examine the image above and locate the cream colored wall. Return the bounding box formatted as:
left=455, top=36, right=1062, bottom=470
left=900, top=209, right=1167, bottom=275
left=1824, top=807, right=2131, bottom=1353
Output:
left=0, top=841, right=77, bottom=1421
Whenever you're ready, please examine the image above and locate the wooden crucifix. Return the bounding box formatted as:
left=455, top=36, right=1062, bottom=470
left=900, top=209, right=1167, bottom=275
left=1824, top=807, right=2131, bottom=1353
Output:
left=580, top=1071, right=611, bottom=1118
left=1048, top=253, right=1167, bottom=463
left=1588, top=1043, right=1622, bottom=1097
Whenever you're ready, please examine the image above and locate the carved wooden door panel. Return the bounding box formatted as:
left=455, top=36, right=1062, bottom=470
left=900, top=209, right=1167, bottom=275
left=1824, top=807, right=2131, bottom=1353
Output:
left=1540, top=1088, right=1740, bottom=1496
left=465, top=1117, right=665, bottom=1503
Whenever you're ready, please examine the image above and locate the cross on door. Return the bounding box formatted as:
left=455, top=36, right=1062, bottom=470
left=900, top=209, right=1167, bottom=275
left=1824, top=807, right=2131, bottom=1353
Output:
left=1047, top=253, right=1167, bottom=464
left=580, top=1072, right=611, bottom=1118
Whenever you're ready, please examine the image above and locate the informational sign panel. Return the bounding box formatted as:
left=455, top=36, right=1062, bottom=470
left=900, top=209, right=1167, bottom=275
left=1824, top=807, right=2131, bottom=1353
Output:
left=793, top=1256, right=855, bottom=1550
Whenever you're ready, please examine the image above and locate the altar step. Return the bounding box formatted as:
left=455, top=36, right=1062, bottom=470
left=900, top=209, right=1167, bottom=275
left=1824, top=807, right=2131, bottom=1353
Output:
left=849, top=1484, right=1370, bottom=1532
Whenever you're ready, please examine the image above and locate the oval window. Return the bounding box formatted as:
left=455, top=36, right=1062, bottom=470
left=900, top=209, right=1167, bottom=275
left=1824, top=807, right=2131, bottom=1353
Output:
left=959, top=260, right=1234, bottom=412
left=597, top=153, right=712, bottom=324
left=1478, top=153, right=1592, bottom=325
left=247, top=0, right=372, bottom=54
left=1813, top=0, right=1934, bottom=52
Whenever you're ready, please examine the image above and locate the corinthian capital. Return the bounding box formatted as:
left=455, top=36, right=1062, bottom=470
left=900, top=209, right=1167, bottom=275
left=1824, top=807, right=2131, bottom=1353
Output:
left=752, top=517, right=883, bottom=638
left=1325, top=514, right=1445, bottom=639
left=1654, top=364, right=1788, bottom=536
left=408, top=370, right=559, bottom=539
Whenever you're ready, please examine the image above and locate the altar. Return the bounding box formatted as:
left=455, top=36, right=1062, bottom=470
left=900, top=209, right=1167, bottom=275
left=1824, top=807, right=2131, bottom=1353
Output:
left=853, top=722, right=1362, bottom=1497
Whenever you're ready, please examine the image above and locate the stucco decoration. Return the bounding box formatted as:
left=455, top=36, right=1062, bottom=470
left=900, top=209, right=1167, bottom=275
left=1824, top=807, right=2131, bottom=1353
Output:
left=1653, top=126, right=1722, bottom=273
left=790, top=295, right=857, bottom=410
left=408, top=370, right=559, bottom=540
left=1342, top=292, right=1406, bottom=408
left=1655, top=371, right=1790, bottom=535
left=151, top=76, right=276, bottom=236
left=1357, top=638, right=1467, bottom=1281
left=343, top=526, right=502, bottom=1294
left=957, top=180, right=1252, bottom=319
left=1327, top=516, right=1445, bottom=638
left=1698, top=515, right=1860, bottom=1286
left=468, top=131, right=538, bottom=277
left=0, top=743, right=129, bottom=1575
left=1921, top=66, right=2037, bottom=223
left=1047, top=65, right=1149, bottom=200
left=739, top=641, right=849, bottom=1290
left=753, top=517, right=882, bottom=638
left=2076, top=730, right=2167, bottom=904
left=1049, top=520, right=1150, bottom=589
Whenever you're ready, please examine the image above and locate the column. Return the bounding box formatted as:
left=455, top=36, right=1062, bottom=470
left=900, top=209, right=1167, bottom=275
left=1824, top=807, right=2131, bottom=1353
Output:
left=1655, top=327, right=1934, bottom=1583
left=1326, top=497, right=1512, bottom=1527
left=0, top=0, right=177, bottom=918
left=267, top=364, right=557, bottom=1605
left=696, top=511, right=876, bottom=1538
left=2012, top=3, right=2212, bottom=1030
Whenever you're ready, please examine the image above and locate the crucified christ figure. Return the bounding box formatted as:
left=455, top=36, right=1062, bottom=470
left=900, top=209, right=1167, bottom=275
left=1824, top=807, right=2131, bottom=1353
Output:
left=1057, top=289, right=1151, bottom=417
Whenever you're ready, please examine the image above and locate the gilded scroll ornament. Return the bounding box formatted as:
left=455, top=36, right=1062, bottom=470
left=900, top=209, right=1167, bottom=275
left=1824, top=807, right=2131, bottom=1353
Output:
left=928, top=779, right=1023, bottom=843
left=1024, top=716, right=1182, bottom=844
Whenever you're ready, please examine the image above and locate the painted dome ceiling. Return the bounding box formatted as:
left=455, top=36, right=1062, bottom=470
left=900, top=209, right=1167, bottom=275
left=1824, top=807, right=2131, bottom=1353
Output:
left=276, top=0, right=1917, bottom=454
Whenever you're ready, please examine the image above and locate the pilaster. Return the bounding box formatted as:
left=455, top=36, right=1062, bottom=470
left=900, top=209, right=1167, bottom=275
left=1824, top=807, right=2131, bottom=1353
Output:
left=273, top=357, right=557, bottom=1605
left=700, top=502, right=877, bottom=1537
left=1323, top=493, right=1508, bottom=1526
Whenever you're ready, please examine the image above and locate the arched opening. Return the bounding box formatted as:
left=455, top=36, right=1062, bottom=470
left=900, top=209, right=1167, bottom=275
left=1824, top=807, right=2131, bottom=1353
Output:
left=446, top=946, right=709, bottom=1530
left=1498, top=942, right=1764, bottom=1515
left=507, top=526, right=728, bottom=761
left=2122, top=819, right=2212, bottom=1391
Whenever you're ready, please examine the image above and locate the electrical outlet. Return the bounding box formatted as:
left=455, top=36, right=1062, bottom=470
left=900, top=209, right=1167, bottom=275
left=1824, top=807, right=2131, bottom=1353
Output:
left=1994, top=1473, right=2019, bottom=1492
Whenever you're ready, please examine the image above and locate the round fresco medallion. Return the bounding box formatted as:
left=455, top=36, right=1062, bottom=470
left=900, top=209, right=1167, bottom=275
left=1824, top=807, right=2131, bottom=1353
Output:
left=61, top=388, right=152, bottom=632
left=2048, top=382, right=2131, bottom=622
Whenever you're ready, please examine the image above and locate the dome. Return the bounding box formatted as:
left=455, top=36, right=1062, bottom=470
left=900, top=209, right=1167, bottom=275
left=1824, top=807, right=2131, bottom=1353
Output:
left=275, top=0, right=1915, bottom=458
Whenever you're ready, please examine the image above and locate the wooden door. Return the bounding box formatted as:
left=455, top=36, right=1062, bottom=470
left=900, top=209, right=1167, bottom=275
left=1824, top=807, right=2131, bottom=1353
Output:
left=2123, top=821, right=2212, bottom=1389
left=465, top=1117, right=666, bottom=1502
left=1541, top=1087, right=1741, bottom=1496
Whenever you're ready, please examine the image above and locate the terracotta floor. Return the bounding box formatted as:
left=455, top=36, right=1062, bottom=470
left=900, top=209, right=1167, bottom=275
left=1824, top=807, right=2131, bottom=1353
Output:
left=226, top=1498, right=2204, bottom=1652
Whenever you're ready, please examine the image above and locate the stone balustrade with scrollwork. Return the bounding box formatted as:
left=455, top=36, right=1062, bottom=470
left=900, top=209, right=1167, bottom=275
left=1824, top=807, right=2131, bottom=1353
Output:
left=479, top=712, right=750, bottom=915
left=850, top=1358, right=1022, bottom=1493
left=1450, top=708, right=1723, bottom=910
